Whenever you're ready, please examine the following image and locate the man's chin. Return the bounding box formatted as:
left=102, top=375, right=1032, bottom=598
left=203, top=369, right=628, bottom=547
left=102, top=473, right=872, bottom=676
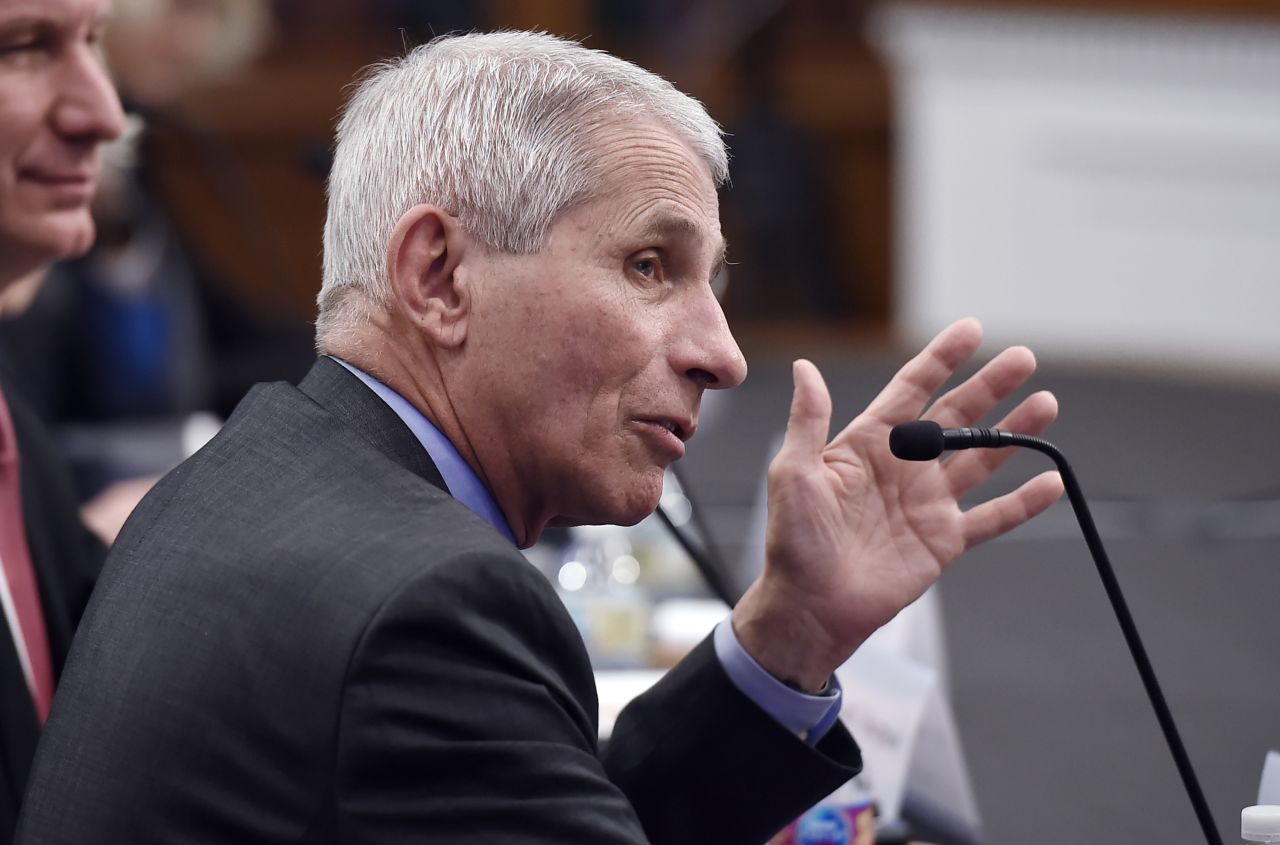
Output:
left=608, top=474, right=665, bottom=527
left=548, top=505, right=655, bottom=531
left=0, top=216, right=96, bottom=296
left=551, top=485, right=663, bottom=530
left=55, top=214, right=97, bottom=259
left=7, top=217, right=94, bottom=267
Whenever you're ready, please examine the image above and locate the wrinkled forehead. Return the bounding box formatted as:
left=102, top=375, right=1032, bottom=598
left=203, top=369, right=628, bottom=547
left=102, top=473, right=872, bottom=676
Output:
left=586, top=115, right=727, bottom=217
left=585, top=109, right=720, bottom=187
left=579, top=115, right=722, bottom=228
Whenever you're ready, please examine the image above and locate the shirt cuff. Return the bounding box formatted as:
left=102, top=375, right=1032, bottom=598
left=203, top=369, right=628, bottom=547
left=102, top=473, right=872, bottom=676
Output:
left=712, top=618, right=843, bottom=745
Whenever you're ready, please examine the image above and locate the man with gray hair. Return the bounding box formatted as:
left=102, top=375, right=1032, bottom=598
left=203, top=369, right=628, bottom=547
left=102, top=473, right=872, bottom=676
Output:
left=18, top=31, right=1062, bottom=843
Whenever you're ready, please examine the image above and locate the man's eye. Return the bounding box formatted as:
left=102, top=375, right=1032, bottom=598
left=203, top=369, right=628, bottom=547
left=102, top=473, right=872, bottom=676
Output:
left=0, top=34, right=50, bottom=61
left=0, top=39, right=37, bottom=54
left=633, top=256, right=661, bottom=279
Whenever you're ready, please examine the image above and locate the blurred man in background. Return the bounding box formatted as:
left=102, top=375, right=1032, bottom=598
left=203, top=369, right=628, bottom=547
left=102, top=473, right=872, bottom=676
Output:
left=0, top=0, right=313, bottom=504
left=0, top=0, right=125, bottom=838
left=18, top=31, right=1061, bottom=844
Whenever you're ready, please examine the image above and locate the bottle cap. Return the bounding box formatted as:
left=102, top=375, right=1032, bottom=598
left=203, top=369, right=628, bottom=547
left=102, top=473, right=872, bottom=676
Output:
left=1243, top=805, right=1280, bottom=842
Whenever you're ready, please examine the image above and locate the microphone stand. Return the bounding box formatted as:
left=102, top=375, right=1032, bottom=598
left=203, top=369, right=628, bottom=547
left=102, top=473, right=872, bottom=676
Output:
left=981, top=432, right=1223, bottom=845
left=655, top=465, right=742, bottom=606
left=666, top=423, right=1223, bottom=842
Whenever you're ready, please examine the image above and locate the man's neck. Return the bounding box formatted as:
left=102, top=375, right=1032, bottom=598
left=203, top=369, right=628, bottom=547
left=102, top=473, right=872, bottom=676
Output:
left=323, top=321, right=546, bottom=548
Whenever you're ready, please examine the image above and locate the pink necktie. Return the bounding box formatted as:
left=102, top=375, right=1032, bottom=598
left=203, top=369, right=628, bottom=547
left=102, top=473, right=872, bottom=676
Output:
left=0, top=390, right=54, bottom=724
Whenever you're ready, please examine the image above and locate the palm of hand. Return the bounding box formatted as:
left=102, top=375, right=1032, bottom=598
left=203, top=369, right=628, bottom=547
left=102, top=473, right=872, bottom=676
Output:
left=765, top=414, right=965, bottom=652
left=738, top=319, right=1064, bottom=685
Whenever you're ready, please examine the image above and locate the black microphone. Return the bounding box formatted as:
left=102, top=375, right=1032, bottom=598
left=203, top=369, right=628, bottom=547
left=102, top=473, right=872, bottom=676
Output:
left=889, top=420, right=1019, bottom=461
left=889, top=420, right=1224, bottom=845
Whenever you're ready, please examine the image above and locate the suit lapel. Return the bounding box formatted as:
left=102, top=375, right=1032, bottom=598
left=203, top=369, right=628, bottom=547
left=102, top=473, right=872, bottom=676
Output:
left=297, top=357, right=449, bottom=494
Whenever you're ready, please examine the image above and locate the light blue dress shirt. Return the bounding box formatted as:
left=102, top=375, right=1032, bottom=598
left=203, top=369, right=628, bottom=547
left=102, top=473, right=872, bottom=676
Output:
left=330, top=357, right=842, bottom=744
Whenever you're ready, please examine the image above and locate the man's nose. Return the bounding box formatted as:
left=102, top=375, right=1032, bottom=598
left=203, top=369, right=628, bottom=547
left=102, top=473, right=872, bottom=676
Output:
left=681, top=289, right=748, bottom=391
left=52, top=45, right=126, bottom=144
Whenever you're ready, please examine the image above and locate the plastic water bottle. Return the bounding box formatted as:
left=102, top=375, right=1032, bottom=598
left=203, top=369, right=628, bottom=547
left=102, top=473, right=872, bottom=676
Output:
left=555, top=525, right=649, bottom=668
left=1242, top=806, right=1280, bottom=843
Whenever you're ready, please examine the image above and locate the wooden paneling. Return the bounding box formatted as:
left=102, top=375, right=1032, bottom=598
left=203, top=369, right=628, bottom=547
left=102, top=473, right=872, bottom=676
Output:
left=148, top=1, right=1274, bottom=327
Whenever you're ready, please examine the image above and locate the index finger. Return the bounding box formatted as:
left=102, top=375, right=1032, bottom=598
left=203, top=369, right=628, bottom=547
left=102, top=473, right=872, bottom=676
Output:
left=860, top=318, right=984, bottom=427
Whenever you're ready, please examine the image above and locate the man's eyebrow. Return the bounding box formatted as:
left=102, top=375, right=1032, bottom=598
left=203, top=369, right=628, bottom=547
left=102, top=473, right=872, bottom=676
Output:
left=0, top=14, right=43, bottom=31
left=637, top=213, right=728, bottom=280
left=0, top=7, right=100, bottom=32
left=637, top=212, right=699, bottom=241
left=0, top=0, right=63, bottom=26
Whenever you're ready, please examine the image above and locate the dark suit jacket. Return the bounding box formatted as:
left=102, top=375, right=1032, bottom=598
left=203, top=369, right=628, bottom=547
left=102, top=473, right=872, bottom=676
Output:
left=0, top=378, right=103, bottom=843
left=17, top=358, right=860, bottom=843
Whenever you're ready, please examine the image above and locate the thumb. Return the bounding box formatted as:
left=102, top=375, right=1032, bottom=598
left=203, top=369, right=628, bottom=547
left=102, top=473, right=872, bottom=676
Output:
left=776, top=359, right=832, bottom=467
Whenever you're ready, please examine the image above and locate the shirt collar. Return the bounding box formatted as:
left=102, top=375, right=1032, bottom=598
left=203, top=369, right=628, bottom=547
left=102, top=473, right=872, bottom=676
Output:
left=328, top=357, right=517, bottom=546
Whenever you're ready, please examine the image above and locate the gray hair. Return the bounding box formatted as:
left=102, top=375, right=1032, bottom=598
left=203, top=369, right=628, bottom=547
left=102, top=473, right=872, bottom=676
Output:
left=316, top=30, right=728, bottom=349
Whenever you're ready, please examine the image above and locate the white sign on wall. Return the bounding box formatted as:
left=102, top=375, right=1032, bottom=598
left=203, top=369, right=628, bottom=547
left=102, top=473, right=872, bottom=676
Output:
left=874, top=5, right=1280, bottom=376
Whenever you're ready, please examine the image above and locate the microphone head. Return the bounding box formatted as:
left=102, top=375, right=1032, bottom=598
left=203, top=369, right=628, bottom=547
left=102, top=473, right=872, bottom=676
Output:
left=889, top=420, right=945, bottom=461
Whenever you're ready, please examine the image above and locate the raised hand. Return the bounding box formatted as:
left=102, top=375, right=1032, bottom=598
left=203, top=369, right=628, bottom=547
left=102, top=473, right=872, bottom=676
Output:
left=732, top=318, right=1064, bottom=690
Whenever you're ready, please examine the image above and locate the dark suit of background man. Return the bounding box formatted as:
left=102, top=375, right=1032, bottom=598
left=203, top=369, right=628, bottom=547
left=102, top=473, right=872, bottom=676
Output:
left=18, top=30, right=1065, bottom=844
left=0, top=0, right=126, bottom=839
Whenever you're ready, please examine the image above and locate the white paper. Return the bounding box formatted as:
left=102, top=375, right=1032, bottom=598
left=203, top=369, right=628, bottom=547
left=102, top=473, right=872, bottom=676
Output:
left=903, top=684, right=984, bottom=839
left=836, top=641, right=936, bottom=821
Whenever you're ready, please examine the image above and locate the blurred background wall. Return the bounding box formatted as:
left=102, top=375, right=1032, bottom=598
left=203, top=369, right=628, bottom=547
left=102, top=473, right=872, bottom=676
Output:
left=138, top=0, right=895, bottom=335
left=142, top=0, right=1280, bottom=377
left=878, top=3, right=1280, bottom=376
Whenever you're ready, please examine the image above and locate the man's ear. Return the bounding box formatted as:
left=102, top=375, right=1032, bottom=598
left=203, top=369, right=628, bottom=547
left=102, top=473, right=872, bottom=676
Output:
left=386, top=204, right=471, bottom=348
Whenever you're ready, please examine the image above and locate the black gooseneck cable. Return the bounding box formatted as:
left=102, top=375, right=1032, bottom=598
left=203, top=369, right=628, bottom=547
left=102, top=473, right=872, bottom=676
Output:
left=654, top=465, right=743, bottom=606
left=889, top=420, right=1223, bottom=845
